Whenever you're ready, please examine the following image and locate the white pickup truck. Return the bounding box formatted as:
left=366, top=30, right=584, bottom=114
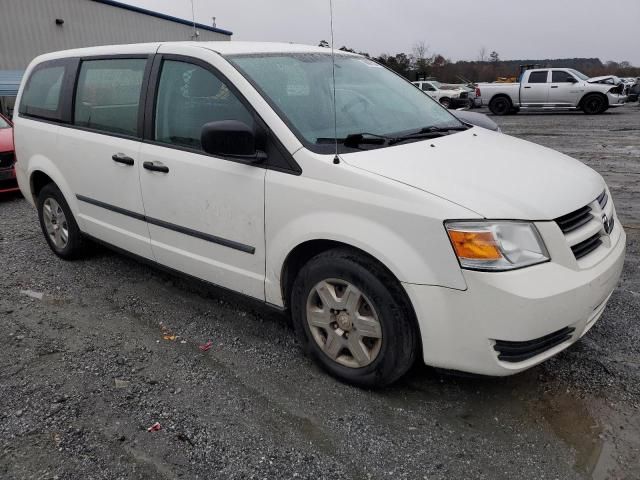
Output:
left=479, top=68, right=627, bottom=115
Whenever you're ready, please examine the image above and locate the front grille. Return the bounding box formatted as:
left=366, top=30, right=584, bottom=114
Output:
left=555, top=190, right=611, bottom=262
left=459, top=92, right=468, bottom=99
left=493, top=327, right=575, bottom=363
left=555, top=205, right=592, bottom=234
left=0, top=151, right=15, bottom=169
left=571, top=233, right=603, bottom=259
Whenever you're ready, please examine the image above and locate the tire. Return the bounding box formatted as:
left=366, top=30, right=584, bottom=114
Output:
left=37, top=183, right=85, bottom=259
left=439, top=97, right=451, bottom=109
left=488, top=96, right=512, bottom=116
left=581, top=94, right=606, bottom=114
left=290, top=248, right=418, bottom=388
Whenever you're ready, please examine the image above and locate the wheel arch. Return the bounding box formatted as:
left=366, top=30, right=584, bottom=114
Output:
left=280, top=239, right=410, bottom=311
left=280, top=238, right=422, bottom=350
left=578, top=91, right=608, bottom=109
left=26, top=157, right=78, bottom=215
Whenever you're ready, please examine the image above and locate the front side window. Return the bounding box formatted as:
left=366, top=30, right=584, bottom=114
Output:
left=527, top=71, right=549, bottom=84
left=552, top=71, right=576, bottom=83
left=74, top=58, right=146, bottom=136
left=20, top=65, right=65, bottom=118
left=228, top=53, right=463, bottom=153
left=154, top=60, right=254, bottom=151
left=421, top=83, right=436, bottom=92
left=568, top=69, right=589, bottom=81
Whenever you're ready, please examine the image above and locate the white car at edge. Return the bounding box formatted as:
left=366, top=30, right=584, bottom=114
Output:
left=13, top=42, right=626, bottom=387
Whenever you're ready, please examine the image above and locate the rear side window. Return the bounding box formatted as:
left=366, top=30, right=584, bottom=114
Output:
left=74, top=58, right=147, bottom=137
left=154, top=60, right=254, bottom=151
left=19, top=65, right=66, bottom=119
left=527, top=71, right=548, bottom=84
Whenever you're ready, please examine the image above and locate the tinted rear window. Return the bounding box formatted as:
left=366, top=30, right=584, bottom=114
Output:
left=527, top=71, right=548, bottom=83
left=74, top=58, right=147, bottom=137
left=19, top=65, right=66, bottom=119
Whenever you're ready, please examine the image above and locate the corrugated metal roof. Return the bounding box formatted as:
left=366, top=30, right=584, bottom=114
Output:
left=0, top=70, right=24, bottom=97
left=92, top=0, right=233, bottom=36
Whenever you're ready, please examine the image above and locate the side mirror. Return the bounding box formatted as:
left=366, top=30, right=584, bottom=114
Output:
left=201, top=120, right=265, bottom=163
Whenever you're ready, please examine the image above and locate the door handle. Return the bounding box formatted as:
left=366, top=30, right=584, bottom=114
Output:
left=112, top=153, right=134, bottom=165
left=550, top=86, right=559, bottom=88
left=143, top=161, right=169, bottom=173
left=523, top=86, right=532, bottom=89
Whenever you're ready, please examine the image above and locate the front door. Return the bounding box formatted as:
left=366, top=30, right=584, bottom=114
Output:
left=521, top=70, right=549, bottom=106
left=548, top=70, right=581, bottom=106
left=138, top=55, right=266, bottom=300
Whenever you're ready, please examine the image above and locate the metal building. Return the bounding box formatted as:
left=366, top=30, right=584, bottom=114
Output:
left=0, top=0, right=232, bottom=114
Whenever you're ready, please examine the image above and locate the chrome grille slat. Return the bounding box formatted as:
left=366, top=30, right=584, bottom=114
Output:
left=555, top=205, right=592, bottom=234
left=555, top=190, right=609, bottom=262
left=597, top=190, right=608, bottom=209
left=571, top=234, right=602, bottom=259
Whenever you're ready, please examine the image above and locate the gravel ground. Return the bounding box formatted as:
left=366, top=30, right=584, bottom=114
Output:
left=1, top=106, right=639, bottom=480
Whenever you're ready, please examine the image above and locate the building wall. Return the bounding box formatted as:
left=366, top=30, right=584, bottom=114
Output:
left=0, top=0, right=231, bottom=70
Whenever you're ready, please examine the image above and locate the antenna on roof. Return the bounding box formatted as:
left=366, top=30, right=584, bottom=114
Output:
left=190, top=0, right=199, bottom=40
left=329, top=0, right=339, bottom=165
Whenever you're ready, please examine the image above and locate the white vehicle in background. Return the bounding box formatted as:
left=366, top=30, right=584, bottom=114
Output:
left=412, top=80, right=470, bottom=108
left=479, top=68, right=627, bottom=115
left=14, top=42, right=625, bottom=387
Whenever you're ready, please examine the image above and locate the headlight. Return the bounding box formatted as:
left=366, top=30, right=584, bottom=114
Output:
left=445, top=221, right=549, bottom=271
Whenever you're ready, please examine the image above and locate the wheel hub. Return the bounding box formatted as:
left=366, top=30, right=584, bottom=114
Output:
left=335, top=310, right=352, bottom=331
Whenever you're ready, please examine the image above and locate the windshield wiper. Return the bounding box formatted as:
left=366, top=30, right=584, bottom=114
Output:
left=316, top=132, right=393, bottom=148
left=316, top=125, right=468, bottom=148
left=388, top=125, right=468, bottom=146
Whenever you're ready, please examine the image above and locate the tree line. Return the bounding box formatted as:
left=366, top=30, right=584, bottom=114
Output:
left=319, top=40, right=640, bottom=83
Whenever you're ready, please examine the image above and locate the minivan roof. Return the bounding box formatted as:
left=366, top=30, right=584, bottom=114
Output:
left=29, top=41, right=355, bottom=64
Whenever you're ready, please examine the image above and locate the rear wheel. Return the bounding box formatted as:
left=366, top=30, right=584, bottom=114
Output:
left=581, top=94, right=606, bottom=114
left=37, top=183, right=85, bottom=259
left=291, top=248, right=418, bottom=388
left=489, top=96, right=512, bottom=116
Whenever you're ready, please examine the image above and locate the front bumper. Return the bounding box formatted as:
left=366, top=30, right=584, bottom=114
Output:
left=450, top=97, right=471, bottom=108
left=0, top=167, right=19, bottom=193
left=404, top=222, right=626, bottom=376
left=607, top=93, right=627, bottom=107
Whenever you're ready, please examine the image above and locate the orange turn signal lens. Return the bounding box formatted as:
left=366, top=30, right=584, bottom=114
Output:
left=447, top=230, right=503, bottom=260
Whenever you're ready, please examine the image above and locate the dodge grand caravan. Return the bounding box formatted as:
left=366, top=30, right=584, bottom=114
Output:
left=14, top=42, right=626, bottom=387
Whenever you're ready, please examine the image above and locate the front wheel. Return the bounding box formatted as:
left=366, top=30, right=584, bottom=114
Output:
left=439, top=97, right=451, bottom=109
left=291, top=248, right=418, bottom=388
left=582, top=94, right=606, bottom=114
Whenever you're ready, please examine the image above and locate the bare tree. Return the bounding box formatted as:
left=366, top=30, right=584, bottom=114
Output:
left=489, top=51, right=500, bottom=63
left=412, top=40, right=431, bottom=75
left=478, top=46, right=487, bottom=62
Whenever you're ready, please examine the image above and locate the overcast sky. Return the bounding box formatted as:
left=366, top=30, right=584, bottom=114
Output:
left=129, top=0, right=640, bottom=66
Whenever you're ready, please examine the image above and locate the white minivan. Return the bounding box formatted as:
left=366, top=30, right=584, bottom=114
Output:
left=14, top=42, right=626, bottom=387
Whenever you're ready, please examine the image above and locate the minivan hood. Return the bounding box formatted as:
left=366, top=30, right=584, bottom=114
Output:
left=342, top=128, right=604, bottom=219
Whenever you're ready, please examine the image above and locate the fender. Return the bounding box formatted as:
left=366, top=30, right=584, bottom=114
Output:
left=265, top=210, right=469, bottom=307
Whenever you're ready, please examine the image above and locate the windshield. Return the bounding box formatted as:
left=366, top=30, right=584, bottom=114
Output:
left=228, top=53, right=463, bottom=153
left=0, top=116, right=10, bottom=129
left=568, top=69, right=589, bottom=81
